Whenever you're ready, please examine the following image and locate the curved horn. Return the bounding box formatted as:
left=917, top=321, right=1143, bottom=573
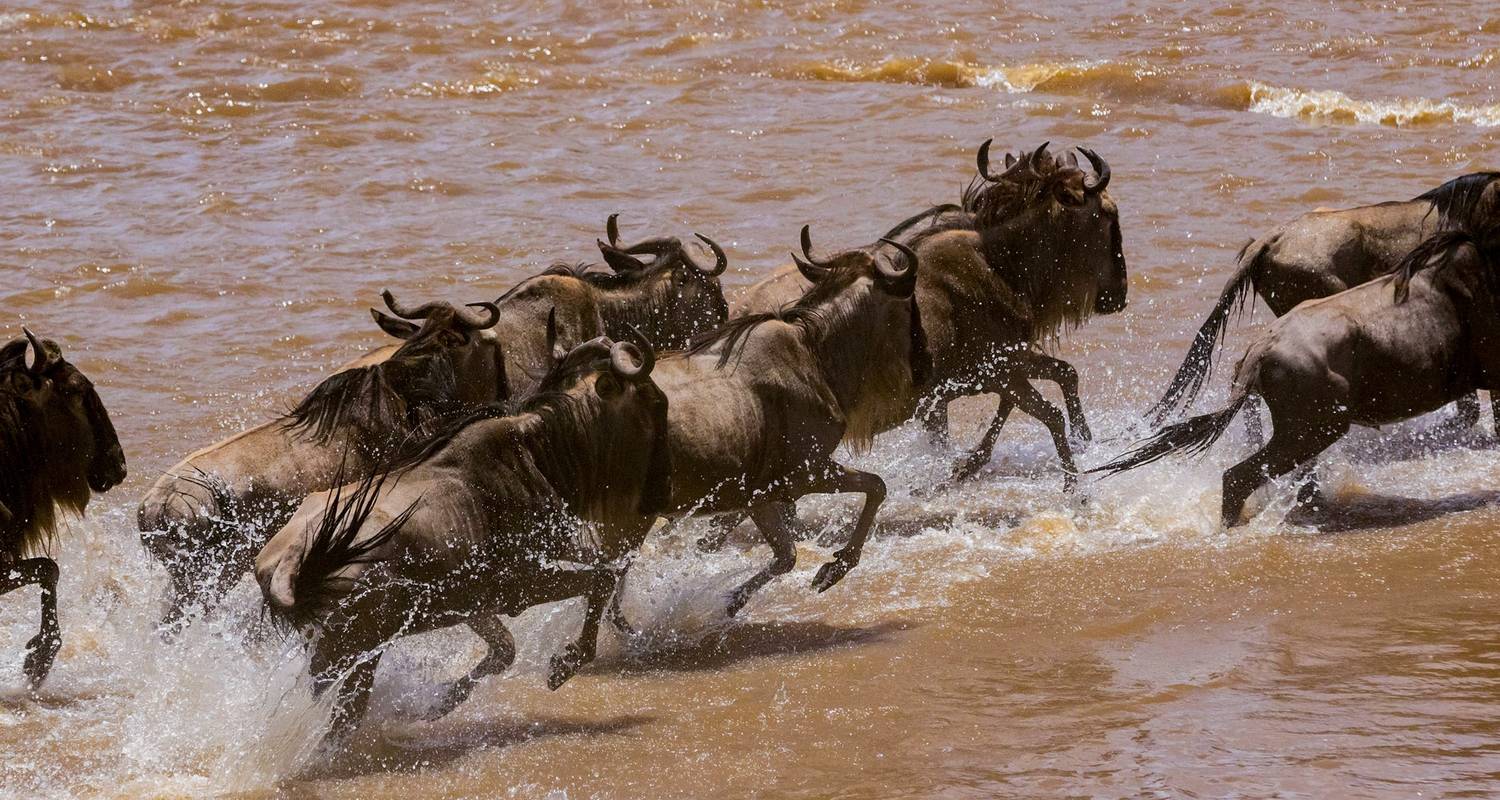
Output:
left=687, top=232, right=728, bottom=276
left=876, top=238, right=918, bottom=281
left=977, top=138, right=997, bottom=181
left=980, top=138, right=1037, bottom=183
left=597, top=239, right=651, bottom=273
left=460, top=301, right=500, bottom=330
left=800, top=224, right=834, bottom=267
left=1031, top=141, right=1051, bottom=167
left=382, top=289, right=442, bottom=320
left=22, top=327, right=50, bottom=373
left=610, top=323, right=656, bottom=380
left=1078, top=146, right=1111, bottom=193
left=606, top=213, right=621, bottom=247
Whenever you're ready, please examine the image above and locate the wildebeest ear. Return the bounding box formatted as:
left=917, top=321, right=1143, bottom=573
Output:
left=0, top=338, right=27, bottom=369
left=371, top=308, right=419, bottom=339
left=1004, top=152, right=1017, bottom=169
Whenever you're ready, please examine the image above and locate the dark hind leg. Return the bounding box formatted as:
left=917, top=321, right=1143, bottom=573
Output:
left=1022, top=351, right=1092, bottom=444
left=430, top=615, right=517, bottom=719
left=1222, top=420, right=1346, bottom=527
left=725, top=504, right=798, bottom=617
left=310, top=633, right=385, bottom=743
left=0, top=557, right=63, bottom=688
left=1490, top=390, right=1500, bottom=439
left=920, top=398, right=951, bottom=447
left=1243, top=394, right=1265, bottom=448
left=1454, top=391, right=1482, bottom=430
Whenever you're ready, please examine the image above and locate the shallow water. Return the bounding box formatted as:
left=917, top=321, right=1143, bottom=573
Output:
left=2, top=1, right=1500, bottom=797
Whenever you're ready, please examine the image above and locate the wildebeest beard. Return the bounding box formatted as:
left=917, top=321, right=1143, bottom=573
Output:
left=282, top=351, right=462, bottom=454
left=0, top=383, right=91, bottom=557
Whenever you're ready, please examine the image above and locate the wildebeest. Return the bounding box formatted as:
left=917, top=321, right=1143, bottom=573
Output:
left=1148, top=171, right=1500, bottom=428
left=0, top=329, right=126, bottom=686
left=638, top=230, right=925, bottom=616
left=256, top=327, right=669, bottom=741
left=493, top=214, right=729, bottom=398
left=734, top=141, right=1127, bottom=488
left=137, top=292, right=506, bottom=629
left=1094, top=199, right=1500, bottom=527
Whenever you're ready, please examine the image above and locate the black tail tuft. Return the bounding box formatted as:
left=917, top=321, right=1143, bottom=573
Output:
left=1145, top=241, right=1262, bottom=425
left=266, top=459, right=417, bottom=634
left=1093, top=393, right=1250, bottom=477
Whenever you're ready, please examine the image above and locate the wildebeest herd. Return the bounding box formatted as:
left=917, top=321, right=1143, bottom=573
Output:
left=5, top=139, right=1499, bottom=747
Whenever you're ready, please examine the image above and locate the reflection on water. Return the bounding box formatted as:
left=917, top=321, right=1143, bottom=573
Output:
left=2, top=1, right=1500, bottom=797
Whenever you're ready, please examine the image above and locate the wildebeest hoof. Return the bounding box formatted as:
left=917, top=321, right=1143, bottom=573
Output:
left=426, top=676, right=477, bottom=720
left=23, top=630, right=61, bottom=689
left=723, top=589, right=751, bottom=618
left=547, top=645, right=586, bottom=691
left=811, top=556, right=855, bottom=593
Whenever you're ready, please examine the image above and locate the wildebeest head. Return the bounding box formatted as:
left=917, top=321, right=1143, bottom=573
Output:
left=592, top=214, right=731, bottom=347
left=533, top=312, right=672, bottom=516
left=0, top=329, right=126, bottom=544
left=967, top=140, right=1128, bottom=335
left=286, top=291, right=507, bottom=448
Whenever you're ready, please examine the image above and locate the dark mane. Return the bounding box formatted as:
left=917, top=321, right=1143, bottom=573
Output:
left=1392, top=219, right=1500, bottom=303
left=0, top=373, right=85, bottom=556
left=282, top=351, right=460, bottom=447
left=686, top=301, right=835, bottom=371
left=1416, top=172, right=1500, bottom=230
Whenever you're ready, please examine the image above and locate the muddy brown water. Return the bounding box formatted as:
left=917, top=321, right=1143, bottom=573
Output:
left=2, top=2, right=1500, bottom=797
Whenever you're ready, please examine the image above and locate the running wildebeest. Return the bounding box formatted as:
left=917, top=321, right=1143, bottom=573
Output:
left=493, top=214, right=729, bottom=398
left=630, top=230, right=926, bottom=618
left=256, top=327, right=669, bottom=742
left=1094, top=202, right=1500, bottom=527
left=735, top=141, right=1126, bottom=488
left=1148, top=171, right=1500, bottom=429
left=0, top=329, right=126, bottom=687
left=138, top=292, right=507, bottom=629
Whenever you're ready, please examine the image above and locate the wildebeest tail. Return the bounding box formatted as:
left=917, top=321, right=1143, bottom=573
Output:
left=1145, top=239, right=1265, bottom=425
left=262, top=464, right=416, bottom=632
left=1093, top=391, right=1250, bottom=477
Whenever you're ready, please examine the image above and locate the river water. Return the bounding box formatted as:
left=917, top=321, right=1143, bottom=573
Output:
left=2, top=1, right=1499, bottom=797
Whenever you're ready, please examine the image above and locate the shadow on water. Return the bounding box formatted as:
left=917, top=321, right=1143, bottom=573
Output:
left=615, top=618, right=911, bottom=676
left=1286, top=490, right=1500, bottom=533
left=292, top=713, right=655, bottom=783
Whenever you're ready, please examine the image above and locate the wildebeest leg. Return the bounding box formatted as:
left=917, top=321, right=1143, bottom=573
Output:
left=606, top=554, right=639, bottom=636
left=724, top=504, right=798, bottom=617
left=0, top=558, right=63, bottom=688
left=948, top=392, right=1017, bottom=484
left=429, top=615, right=517, bottom=719
left=545, top=566, right=616, bottom=691
left=1221, top=421, right=1344, bottom=527
left=1022, top=352, right=1092, bottom=444
left=1491, top=391, right=1500, bottom=439
left=1243, top=394, right=1265, bottom=448
left=920, top=399, right=950, bottom=447
left=310, top=634, right=383, bottom=743
left=801, top=461, right=887, bottom=594
left=1009, top=381, right=1079, bottom=492
left=1454, top=391, right=1482, bottom=429
left=695, top=513, right=742, bottom=553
